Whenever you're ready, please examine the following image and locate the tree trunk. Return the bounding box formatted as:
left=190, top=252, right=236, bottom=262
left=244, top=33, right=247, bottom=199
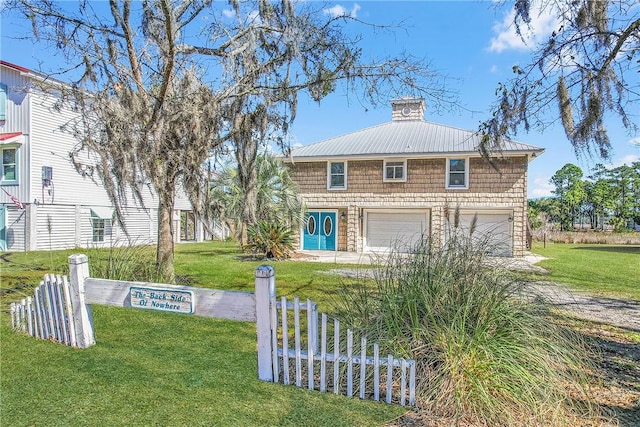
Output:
left=240, top=172, right=258, bottom=245
left=157, top=192, right=176, bottom=282
left=236, top=139, right=258, bottom=246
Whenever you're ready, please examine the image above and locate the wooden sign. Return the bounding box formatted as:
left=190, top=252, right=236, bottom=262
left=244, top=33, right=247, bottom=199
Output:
left=129, top=286, right=194, bottom=314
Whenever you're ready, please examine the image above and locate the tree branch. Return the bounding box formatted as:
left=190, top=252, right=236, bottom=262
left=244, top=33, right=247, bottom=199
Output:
left=149, top=0, right=176, bottom=128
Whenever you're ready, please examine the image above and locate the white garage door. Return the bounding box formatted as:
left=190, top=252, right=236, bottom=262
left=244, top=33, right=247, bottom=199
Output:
left=365, top=210, right=430, bottom=252
left=456, top=213, right=513, bottom=257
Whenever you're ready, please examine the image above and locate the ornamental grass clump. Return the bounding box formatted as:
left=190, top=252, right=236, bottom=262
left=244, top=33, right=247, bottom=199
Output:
left=83, top=240, right=164, bottom=283
left=333, top=231, right=594, bottom=425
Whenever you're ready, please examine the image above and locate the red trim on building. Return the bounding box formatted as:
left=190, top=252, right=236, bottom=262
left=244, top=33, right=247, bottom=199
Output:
left=0, top=61, right=30, bottom=73
left=0, top=132, right=24, bottom=141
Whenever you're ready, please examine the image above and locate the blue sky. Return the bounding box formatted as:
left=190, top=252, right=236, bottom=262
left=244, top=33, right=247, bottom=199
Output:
left=286, top=2, right=639, bottom=198
left=2, top=1, right=638, bottom=198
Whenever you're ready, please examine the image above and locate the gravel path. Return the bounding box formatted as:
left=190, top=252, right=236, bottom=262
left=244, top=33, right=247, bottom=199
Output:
left=525, top=281, right=640, bottom=331
left=315, top=251, right=639, bottom=331
left=325, top=269, right=640, bottom=331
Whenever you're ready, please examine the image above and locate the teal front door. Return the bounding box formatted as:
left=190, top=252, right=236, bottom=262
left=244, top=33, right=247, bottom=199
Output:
left=0, top=206, right=6, bottom=251
left=303, top=211, right=336, bottom=250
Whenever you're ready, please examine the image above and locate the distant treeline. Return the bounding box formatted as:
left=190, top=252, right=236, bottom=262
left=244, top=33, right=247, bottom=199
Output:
left=529, top=162, right=640, bottom=232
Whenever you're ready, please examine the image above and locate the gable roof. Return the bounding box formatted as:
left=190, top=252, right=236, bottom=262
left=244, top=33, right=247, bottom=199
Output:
left=0, top=60, right=30, bottom=74
left=1, top=60, right=70, bottom=87
left=288, top=119, right=544, bottom=161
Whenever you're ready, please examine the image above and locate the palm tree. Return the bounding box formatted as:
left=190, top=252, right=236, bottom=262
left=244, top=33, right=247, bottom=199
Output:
left=210, top=153, right=303, bottom=244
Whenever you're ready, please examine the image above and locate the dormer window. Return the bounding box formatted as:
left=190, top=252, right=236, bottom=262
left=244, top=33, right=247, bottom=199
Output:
left=384, top=159, right=406, bottom=182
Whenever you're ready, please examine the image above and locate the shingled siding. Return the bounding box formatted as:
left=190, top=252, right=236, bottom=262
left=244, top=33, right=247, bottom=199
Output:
left=288, top=156, right=529, bottom=256
left=289, top=157, right=527, bottom=194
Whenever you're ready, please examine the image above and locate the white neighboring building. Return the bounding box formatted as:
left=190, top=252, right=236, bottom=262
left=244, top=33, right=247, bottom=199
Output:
left=0, top=60, right=223, bottom=251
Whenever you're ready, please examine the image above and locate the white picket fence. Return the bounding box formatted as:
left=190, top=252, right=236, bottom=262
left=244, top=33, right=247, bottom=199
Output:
left=10, top=274, right=78, bottom=346
left=10, top=254, right=415, bottom=406
left=270, top=296, right=416, bottom=405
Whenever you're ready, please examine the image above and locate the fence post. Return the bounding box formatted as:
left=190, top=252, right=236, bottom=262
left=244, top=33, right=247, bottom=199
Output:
left=68, top=254, right=96, bottom=348
left=255, top=265, right=276, bottom=382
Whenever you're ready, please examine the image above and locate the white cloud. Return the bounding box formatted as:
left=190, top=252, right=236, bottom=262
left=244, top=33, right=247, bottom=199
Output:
left=613, top=154, right=639, bottom=167
left=629, top=137, right=640, bottom=147
left=323, top=3, right=360, bottom=19
left=222, top=9, right=235, bottom=19
left=488, top=5, right=559, bottom=53
left=489, top=65, right=498, bottom=73
left=530, top=175, right=554, bottom=198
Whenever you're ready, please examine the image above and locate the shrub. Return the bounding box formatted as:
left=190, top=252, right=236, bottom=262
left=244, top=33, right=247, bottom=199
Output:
left=333, top=231, right=593, bottom=425
left=608, top=217, right=629, bottom=232
left=244, top=221, right=294, bottom=260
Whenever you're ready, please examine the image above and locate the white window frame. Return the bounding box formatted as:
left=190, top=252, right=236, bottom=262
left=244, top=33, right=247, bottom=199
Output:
left=0, top=145, right=19, bottom=185
left=383, top=159, right=407, bottom=182
left=91, top=217, right=106, bottom=242
left=90, top=209, right=114, bottom=243
left=327, top=161, right=347, bottom=190
left=446, top=157, right=469, bottom=189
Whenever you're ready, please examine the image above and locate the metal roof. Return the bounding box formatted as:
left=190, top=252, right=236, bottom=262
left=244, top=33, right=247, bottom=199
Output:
left=289, top=120, right=544, bottom=160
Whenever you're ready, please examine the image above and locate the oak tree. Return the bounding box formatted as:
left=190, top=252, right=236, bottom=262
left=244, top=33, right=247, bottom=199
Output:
left=12, top=0, right=451, bottom=279
left=482, top=0, right=639, bottom=159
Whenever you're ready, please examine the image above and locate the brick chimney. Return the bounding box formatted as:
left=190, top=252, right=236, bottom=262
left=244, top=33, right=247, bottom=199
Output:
left=391, top=98, right=426, bottom=121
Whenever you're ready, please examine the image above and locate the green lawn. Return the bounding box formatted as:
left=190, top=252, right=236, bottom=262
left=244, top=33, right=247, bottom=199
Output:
left=530, top=241, right=640, bottom=300
left=0, top=241, right=403, bottom=426
left=3, top=240, right=637, bottom=425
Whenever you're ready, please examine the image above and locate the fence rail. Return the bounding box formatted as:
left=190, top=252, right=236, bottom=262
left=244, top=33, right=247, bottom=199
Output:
left=10, top=255, right=416, bottom=407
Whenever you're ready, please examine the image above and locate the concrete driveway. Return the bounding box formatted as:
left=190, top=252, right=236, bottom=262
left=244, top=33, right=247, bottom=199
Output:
left=295, top=250, right=381, bottom=265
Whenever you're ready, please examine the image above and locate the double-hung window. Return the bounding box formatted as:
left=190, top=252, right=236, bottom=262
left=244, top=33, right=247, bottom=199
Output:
left=1, top=146, right=18, bottom=185
left=90, top=208, right=114, bottom=243
left=328, top=161, right=347, bottom=190
left=384, top=159, right=406, bottom=182
left=446, top=158, right=468, bottom=189
left=91, top=217, right=106, bottom=242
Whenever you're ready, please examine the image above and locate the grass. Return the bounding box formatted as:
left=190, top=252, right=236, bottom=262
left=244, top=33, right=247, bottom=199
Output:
left=1, top=241, right=364, bottom=311
left=2, top=240, right=636, bottom=425
left=173, top=241, right=367, bottom=309
left=1, top=308, right=403, bottom=426
left=0, top=241, right=404, bottom=426
left=530, top=241, right=640, bottom=300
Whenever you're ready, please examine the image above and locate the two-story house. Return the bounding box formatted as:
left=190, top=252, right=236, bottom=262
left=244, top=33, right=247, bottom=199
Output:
left=285, top=98, right=543, bottom=257
left=0, top=60, right=219, bottom=251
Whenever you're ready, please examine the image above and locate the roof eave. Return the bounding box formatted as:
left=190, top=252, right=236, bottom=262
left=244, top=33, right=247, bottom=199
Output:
left=285, top=149, right=544, bottom=163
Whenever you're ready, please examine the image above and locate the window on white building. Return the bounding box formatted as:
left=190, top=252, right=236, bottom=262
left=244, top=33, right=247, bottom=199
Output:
left=91, top=217, right=106, bottom=242
left=90, top=208, right=114, bottom=243
left=1, top=147, right=18, bottom=185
